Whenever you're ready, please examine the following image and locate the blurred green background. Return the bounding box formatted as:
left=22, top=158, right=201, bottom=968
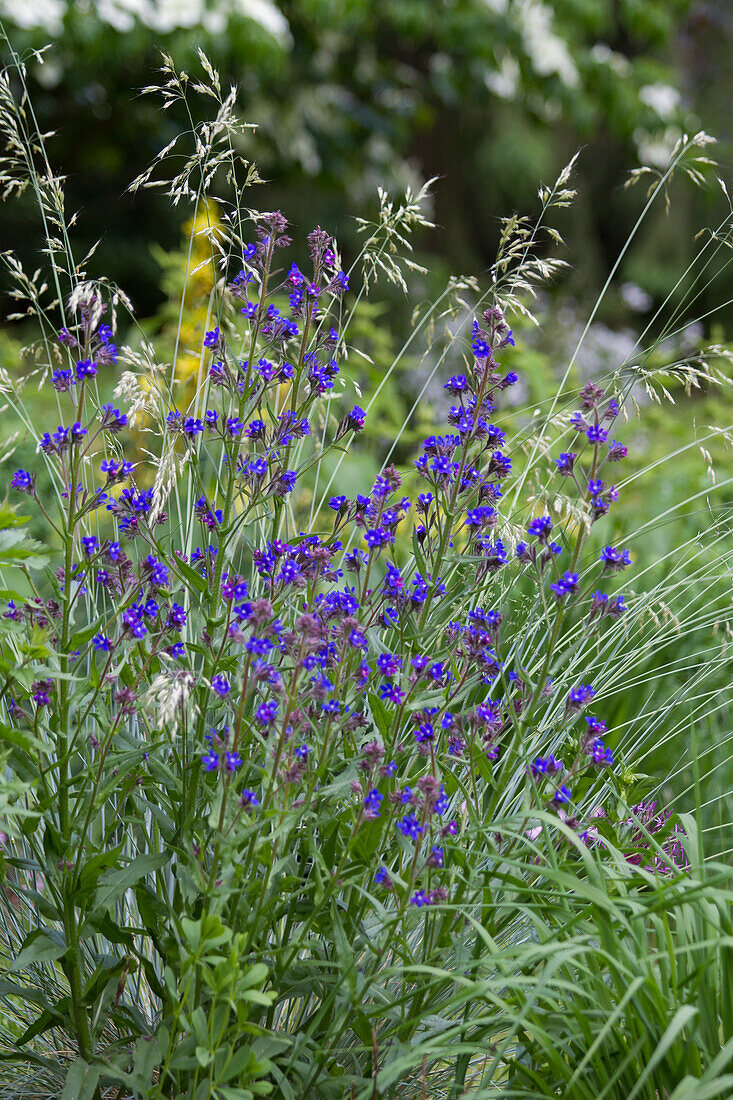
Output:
left=0, top=0, right=731, bottom=317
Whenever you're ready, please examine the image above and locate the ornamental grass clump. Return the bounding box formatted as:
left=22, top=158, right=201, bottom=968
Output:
left=1, top=47, right=733, bottom=1100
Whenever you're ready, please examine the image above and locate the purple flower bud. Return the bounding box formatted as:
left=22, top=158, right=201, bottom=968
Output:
left=567, top=684, right=596, bottom=711
left=555, top=452, right=576, bottom=475
left=607, top=439, right=627, bottom=461
left=345, top=405, right=366, bottom=431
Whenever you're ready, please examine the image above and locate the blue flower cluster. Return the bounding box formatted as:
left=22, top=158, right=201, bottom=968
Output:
left=6, top=238, right=633, bottom=917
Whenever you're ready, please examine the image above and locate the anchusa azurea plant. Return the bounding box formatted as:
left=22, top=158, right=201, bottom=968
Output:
left=0, top=236, right=677, bottom=1093
left=0, top=51, right=731, bottom=1100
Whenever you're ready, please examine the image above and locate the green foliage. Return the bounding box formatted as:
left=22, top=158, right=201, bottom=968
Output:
left=0, top=0, right=709, bottom=316
left=499, top=827, right=733, bottom=1099
left=0, top=504, right=48, bottom=571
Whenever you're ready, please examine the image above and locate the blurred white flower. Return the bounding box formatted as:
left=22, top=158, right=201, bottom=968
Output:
left=590, top=43, right=631, bottom=76
left=0, top=0, right=291, bottom=43
left=236, top=0, right=290, bottom=42
left=621, top=282, right=653, bottom=313
left=639, top=83, right=681, bottom=120
left=634, top=125, right=683, bottom=169
left=0, top=0, right=65, bottom=35
left=485, top=56, right=520, bottom=99
left=516, top=0, right=578, bottom=87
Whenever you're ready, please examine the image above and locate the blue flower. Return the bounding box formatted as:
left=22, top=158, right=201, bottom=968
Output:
left=589, top=738, right=614, bottom=766
left=550, top=572, right=579, bottom=599
left=32, top=679, right=53, bottom=707
left=364, top=527, right=393, bottom=549
left=277, top=560, right=302, bottom=585
left=364, top=788, right=383, bottom=819
left=466, top=505, right=495, bottom=528
left=398, top=813, right=424, bottom=840
left=166, top=603, right=187, bottom=631
left=202, top=749, right=219, bottom=771
left=488, top=451, right=512, bottom=479
left=101, top=459, right=133, bottom=483
left=122, top=608, right=147, bottom=639
left=600, top=546, right=631, bottom=572
left=434, top=785, right=449, bottom=815
left=246, top=419, right=266, bottom=440
left=144, top=555, right=170, bottom=588
left=379, top=682, right=405, bottom=705
left=11, top=470, right=35, bottom=494
left=275, top=470, right=297, bottom=495
left=58, top=326, right=77, bottom=347
left=39, top=424, right=86, bottom=455
left=411, top=890, right=431, bottom=907
left=183, top=417, right=204, bottom=438
left=531, top=755, right=563, bottom=775
left=346, top=406, right=366, bottom=431
left=52, top=368, right=74, bottom=391
left=211, top=675, right=230, bottom=697
left=256, top=700, right=278, bottom=727
left=429, top=845, right=444, bottom=868
left=528, top=515, right=553, bottom=541
left=567, top=684, right=596, bottom=711
left=246, top=458, right=268, bottom=480
left=100, top=405, right=128, bottom=433
left=75, top=358, right=97, bottom=381
left=377, top=652, right=402, bottom=677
